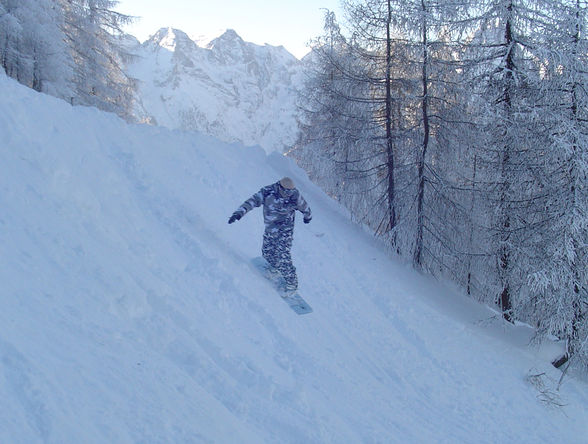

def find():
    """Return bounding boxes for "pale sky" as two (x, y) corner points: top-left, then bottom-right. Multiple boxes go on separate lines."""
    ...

(114, 0), (343, 59)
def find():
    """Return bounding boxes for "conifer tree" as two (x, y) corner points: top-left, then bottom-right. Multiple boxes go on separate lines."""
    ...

(296, 5), (401, 243)
(0, 0), (71, 96)
(1, 0), (136, 118)
(521, 0), (588, 368)
(61, 0), (136, 118)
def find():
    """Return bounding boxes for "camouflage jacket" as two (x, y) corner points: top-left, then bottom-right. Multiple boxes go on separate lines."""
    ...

(235, 182), (312, 230)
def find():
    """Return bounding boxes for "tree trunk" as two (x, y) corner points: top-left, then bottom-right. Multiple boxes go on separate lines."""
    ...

(498, 3), (514, 323)
(385, 0), (397, 244)
(413, 0), (430, 269)
(466, 154), (478, 295)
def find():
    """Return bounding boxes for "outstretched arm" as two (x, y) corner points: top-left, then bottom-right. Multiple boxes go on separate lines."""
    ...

(228, 189), (264, 224)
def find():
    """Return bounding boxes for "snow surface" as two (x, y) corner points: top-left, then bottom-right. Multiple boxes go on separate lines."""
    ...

(0, 72), (587, 443)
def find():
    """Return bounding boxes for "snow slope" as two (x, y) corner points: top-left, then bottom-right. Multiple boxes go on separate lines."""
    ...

(0, 73), (586, 443)
(124, 28), (303, 154)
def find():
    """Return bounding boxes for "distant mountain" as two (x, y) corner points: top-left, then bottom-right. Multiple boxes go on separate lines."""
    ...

(123, 28), (305, 153)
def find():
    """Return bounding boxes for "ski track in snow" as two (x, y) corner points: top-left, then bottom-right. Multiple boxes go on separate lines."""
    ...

(0, 72), (587, 443)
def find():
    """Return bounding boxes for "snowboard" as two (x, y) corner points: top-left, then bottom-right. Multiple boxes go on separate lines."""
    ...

(251, 256), (313, 315)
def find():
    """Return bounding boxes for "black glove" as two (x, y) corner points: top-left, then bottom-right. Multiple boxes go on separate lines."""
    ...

(228, 212), (242, 224)
(303, 216), (311, 224)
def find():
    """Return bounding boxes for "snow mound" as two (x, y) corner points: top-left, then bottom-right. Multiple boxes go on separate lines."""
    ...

(0, 72), (586, 443)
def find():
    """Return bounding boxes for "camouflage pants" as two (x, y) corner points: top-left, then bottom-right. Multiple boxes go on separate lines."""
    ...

(262, 226), (297, 289)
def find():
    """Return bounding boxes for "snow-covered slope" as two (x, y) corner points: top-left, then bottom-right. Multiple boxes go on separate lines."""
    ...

(125, 28), (303, 153)
(1, 73), (586, 443)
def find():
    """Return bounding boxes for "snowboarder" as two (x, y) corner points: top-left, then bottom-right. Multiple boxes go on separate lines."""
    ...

(228, 177), (312, 292)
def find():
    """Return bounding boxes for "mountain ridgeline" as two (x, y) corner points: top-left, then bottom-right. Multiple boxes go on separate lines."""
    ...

(124, 28), (306, 153)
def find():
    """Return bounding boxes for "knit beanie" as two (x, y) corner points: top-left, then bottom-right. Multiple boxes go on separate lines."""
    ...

(280, 177), (295, 189)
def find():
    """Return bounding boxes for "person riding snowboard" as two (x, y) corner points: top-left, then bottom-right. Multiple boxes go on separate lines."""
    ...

(228, 177), (312, 292)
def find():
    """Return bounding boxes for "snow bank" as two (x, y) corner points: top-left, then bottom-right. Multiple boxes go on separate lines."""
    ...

(0, 72), (586, 443)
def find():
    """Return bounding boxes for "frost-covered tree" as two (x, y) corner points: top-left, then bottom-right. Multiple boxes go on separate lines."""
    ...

(0, 0), (72, 97)
(1, 0), (136, 119)
(381, 0), (474, 270)
(458, 0), (587, 368)
(521, 0), (588, 369)
(296, 6), (402, 244)
(296, 11), (365, 204)
(299, 0), (477, 262)
(462, 0), (587, 341)
(61, 0), (136, 118)
(462, 0), (550, 321)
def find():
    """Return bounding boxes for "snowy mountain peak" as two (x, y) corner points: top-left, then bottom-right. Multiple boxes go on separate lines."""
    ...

(206, 28), (252, 64)
(209, 28), (243, 45)
(206, 29), (297, 65)
(146, 27), (196, 51)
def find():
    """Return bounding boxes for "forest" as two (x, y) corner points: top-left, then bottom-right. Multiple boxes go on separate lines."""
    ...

(294, 0), (587, 370)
